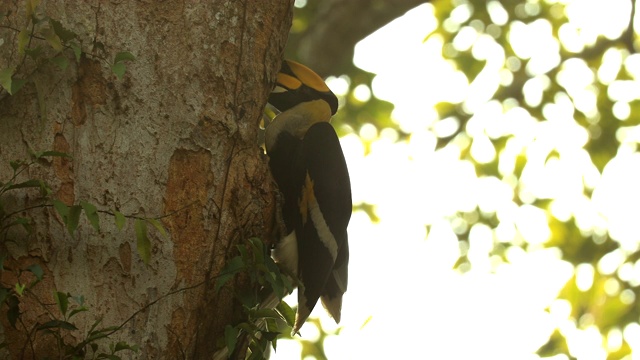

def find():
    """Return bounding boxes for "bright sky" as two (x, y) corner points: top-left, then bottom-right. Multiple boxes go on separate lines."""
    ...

(274, 1), (640, 359)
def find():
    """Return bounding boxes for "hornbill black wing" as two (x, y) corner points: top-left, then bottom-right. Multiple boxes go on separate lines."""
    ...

(295, 121), (351, 329)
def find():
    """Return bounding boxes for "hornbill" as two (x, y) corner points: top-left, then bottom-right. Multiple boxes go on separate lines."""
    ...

(265, 60), (352, 334)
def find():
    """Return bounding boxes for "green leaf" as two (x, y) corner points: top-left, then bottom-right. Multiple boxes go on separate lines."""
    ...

(249, 238), (266, 266)
(53, 199), (69, 217)
(9, 160), (23, 172)
(7, 295), (20, 328)
(0, 67), (14, 94)
(81, 201), (100, 232)
(54, 291), (69, 316)
(67, 205), (82, 235)
(237, 245), (248, 262)
(26, 264), (43, 281)
(70, 42), (82, 62)
(88, 317), (103, 335)
(263, 258), (287, 299)
(39, 181), (51, 197)
(360, 315), (373, 330)
(92, 325), (120, 335)
(25, 0), (40, 19)
(276, 301), (295, 327)
(214, 256), (245, 293)
(114, 210), (126, 230)
(42, 27), (63, 52)
(237, 322), (259, 336)
(252, 308), (284, 321)
(135, 219), (150, 265)
(10, 78), (27, 95)
(37, 319), (78, 331)
(238, 290), (259, 309)
(50, 55), (69, 70)
(224, 325), (239, 354)
(86, 332), (110, 345)
(68, 306), (88, 319)
(24, 46), (43, 59)
(15, 282), (25, 296)
(248, 341), (267, 360)
(38, 150), (72, 158)
(261, 331), (279, 341)
(18, 27), (30, 55)
(265, 317), (279, 333)
(0, 67), (26, 95)
(5, 179), (41, 190)
(113, 51), (135, 64)
(146, 218), (167, 238)
(113, 341), (137, 352)
(50, 19), (76, 42)
(111, 62), (126, 80)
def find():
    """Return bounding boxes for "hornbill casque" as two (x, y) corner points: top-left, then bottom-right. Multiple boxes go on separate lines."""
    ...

(265, 60), (352, 334)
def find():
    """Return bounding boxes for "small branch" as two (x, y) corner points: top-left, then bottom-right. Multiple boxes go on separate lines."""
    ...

(96, 199), (199, 221)
(103, 281), (206, 338)
(207, 138), (238, 278)
(2, 203), (51, 220)
(18, 316), (36, 360)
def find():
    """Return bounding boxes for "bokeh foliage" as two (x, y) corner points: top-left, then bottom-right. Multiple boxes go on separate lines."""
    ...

(289, 0), (639, 359)
(431, 1), (637, 357)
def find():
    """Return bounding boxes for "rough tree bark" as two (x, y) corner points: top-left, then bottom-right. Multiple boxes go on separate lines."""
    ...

(0, 0), (292, 358)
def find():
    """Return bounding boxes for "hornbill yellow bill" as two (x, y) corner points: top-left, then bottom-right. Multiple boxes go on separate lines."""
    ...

(265, 60), (351, 334)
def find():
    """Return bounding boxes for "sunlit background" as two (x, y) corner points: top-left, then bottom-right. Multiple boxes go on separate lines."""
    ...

(273, 0), (640, 359)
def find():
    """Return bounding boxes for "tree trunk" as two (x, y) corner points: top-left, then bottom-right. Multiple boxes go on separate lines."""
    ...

(0, 1), (292, 358)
